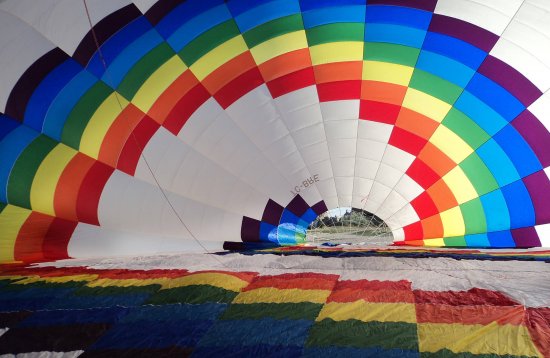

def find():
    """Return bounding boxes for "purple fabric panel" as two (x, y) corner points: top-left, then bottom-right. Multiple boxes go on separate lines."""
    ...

(312, 201), (329, 216)
(262, 199), (284, 226)
(511, 226), (541, 247)
(479, 56), (542, 107)
(145, 0), (184, 26)
(287, 195), (310, 217)
(241, 216), (261, 242)
(512, 110), (550, 168)
(429, 14), (498, 52)
(523, 171), (550, 225)
(368, 0), (437, 12)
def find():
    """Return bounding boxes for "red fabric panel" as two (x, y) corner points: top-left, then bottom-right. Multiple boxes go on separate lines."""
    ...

(403, 221), (424, 240)
(416, 304), (524, 325)
(117, 116), (160, 176)
(389, 127), (427, 156)
(411, 192), (439, 219)
(526, 307), (550, 358)
(414, 288), (519, 306)
(214, 67), (264, 108)
(76, 161), (114, 225)
(42, 217), (77, 261)
(14, 212), (54, 262)
(163, 84), (210, 135)
(359, 100), (401, 124)
(244, 273), (339, 291)
(317, 80), (362, 102)
(266, 67), (316, 98)
(407, 159), (440, 190)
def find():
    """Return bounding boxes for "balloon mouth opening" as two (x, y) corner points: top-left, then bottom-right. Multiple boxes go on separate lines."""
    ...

(304, 207), (393, 246)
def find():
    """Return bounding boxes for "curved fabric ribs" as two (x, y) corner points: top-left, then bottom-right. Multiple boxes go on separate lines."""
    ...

(0, 0), (549, 262)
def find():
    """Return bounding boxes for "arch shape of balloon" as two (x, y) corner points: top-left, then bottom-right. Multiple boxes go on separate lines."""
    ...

(0, 0), (549, 261)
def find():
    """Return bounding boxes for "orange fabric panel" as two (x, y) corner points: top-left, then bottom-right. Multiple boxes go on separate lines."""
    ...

(360, 80), (407, 105)
(421, 214), (444, 238)
(202, 51), (257, 94)
(418, 142), (456, 178)
(313, 61), (362, 83)
(427, 179), (458, 212)
(395, 107), (439, 139)
(258, 48), (312, 82)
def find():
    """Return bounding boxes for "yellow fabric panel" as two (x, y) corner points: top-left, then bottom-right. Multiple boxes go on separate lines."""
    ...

(440, 207), (466, 237)
(443, 166), (479, 204)
(362, 61), (413, 86)
(132, 55), (187, 113)
(30, 144), (77, 216)
(418, 323), (541, 357)
(402, 88), (451, 123)
(430, 125), (474, 164)
(233, 287), (330, 304)
(423, 238), (445, 247)
(160, 272), (249, 291)
(190, 36), (248, 81)
(251, 30), (308, 64)
(88, 278), (170, 288)
(80, 92), (129, 159)
(309, 42), (363, 65)
(317, 301), (416, 323)
(15, 274), (98, 285)
(0, 205), (31, 262)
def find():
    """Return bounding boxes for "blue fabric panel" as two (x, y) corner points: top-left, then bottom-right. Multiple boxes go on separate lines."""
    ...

(197, 318), (313, 346)
(277, 223), (304, 244)
(91, 320), (214, 349)
(232, 0), (300, 33)
(155, 0), (225, 38)
(423, 32), (487, 69)
(227, 0), (278, 16)
(464, 234), (491, 247)
(480, 190), (510, 232)
(195, 345), (305, 357)
(477, 139), (521, 187)
(487, 230), (516, 248)
(365, 24), (426, 48)
(87, 17), (152, 78)
(0, 286), (74, 300)
(0, 115), (19, 142)
(493, 124), (542, 178)
(455, 92), (507, 136)
(0, 126), (39, 202)
(166, 5), (232, 52)
(20, 307), (130, 327)
(303, 347), (420, 358)
(300, 0), (365, 12)
(46, 293), (150, 310)
(24, 60), (82, 132)
(103, 30), (164, 88)
(121, 303), (226, 323)
(301, 6), (366, 28)
(501, 180), (536, 228)
(0, 298), (56, 312)
(42, 71), (97, 141)
(366, 5), (432, 29)
(301, 208), (317, 224)
(281, 209), (301, 225)
(466, 73), (525, 121)
(260, 222), (277, 242)
(416, 51), (474, 87)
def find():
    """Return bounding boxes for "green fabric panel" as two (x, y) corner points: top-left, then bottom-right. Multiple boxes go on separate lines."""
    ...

(459, 154), (499, 196)
(443, 236), (467, 246)
(0, 202), (6, 213)
(117, 42), (175, 100)
(73, 285), (161, 296)
(146, 285), (238, 304)
(460, 199), (487, 234)
(306, 22), (364, 46)
(243, 14), (303, 48)
(221, 302), (323, 320)
(306, 319), (419, 350)
(364, 42), (419, 66)
(7, 136), (57, 209)
(179, 20), (241, 65)
(62, 81), (112, 149)
(409, 69), (462, 104)
(442, 108), (490, 149)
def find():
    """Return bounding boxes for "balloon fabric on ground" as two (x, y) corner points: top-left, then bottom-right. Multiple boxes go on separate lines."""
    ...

(0, 0), (549, 260)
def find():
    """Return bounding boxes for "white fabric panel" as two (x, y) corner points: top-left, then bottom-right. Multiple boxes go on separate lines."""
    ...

(274, 85), (319, 113)
(356, 139), (386, 161)
(376, 191), (408, 221)
(357, 120), (393, 143)
(335, 177), (353, 207)
(491, 1), (550, 91)
(325, 119), (358, 140)
(434, 0), (523, 35)
(394, 174), (424, 202)
(301, 142), (332, 165)
(545, 167), (550, 181)
(376, 164), (403, 189)
(293, 123), (326, 148)
(388, 203), (421, 230)
(327, 139), (357, 158)
(391, 228), (405, 241)
(178, 98), (223, 144)
(354, 158), (379, 180)
(0, 12), (54, 111)
(528, 91), (550, 129)
(332, 157), (355, 177)
(320, 100), (360, 120)
(536, 223), (550, 247)
(381, 145), (415, 172)
(136, 128), (268, 217)
(363, 181), (392, 211)
(132, 0), (157, 13)
(279, 103), (324, 132)
(0, 0), (131, 56)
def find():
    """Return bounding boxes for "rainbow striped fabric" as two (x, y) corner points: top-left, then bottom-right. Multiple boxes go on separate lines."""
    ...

(0, 264), (548, 357)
